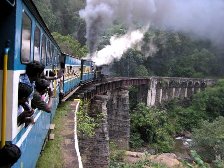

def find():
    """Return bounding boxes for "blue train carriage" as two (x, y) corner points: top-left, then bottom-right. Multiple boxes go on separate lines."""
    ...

(62, 53), (81, 96)
(80, 59), (95, 84)
(0, 0), (61, 167)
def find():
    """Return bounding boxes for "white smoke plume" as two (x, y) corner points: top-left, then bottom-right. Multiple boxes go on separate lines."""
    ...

(80, 0), (224, 64)
(91, 28), (147, 66)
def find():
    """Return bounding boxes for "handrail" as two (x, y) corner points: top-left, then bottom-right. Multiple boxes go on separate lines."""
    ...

(53, 69), (57, 97)
(6, 0), (15, 7)
(1, 41), (9, 148)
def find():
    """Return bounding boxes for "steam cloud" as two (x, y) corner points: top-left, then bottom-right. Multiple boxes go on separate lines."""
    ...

(92, 28), (147, 66)
(80, 0), (224, 65)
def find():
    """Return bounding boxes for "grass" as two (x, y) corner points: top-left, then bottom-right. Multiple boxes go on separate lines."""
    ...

(36, 102), (70, 168)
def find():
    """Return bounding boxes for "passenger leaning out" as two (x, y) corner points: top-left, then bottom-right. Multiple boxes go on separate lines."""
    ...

(17, 83), (35, 127)
(31, 79), (53, 113)
(19, 61), (45, 88)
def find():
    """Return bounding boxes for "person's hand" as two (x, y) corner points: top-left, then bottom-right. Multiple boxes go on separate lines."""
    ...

(57, 69), (64, 78)
(25, 117), (35, 127)
(48, 87), (53, 97)
(20, 110), (34, 118)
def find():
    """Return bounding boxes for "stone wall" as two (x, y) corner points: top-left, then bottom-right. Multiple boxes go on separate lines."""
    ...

(79, 95), (109, 168)
(107, 87), (130, 150)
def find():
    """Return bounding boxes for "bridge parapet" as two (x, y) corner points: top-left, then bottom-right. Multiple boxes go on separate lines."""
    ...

(76, 77), (215, 106)
(147, 77), (216, 106)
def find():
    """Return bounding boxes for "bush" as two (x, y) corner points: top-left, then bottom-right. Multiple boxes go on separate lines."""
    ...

(77, 101), (98, 137)
(130, 103), (175, 152)
(130, 132), (144, 149)
(191, 117), (224, 162)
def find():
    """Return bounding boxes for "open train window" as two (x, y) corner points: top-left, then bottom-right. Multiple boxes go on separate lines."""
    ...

(53, 47), (56, 66)
(53, 47), (59, 66)
(34, 26), (40, 62)
(41, 35), (46, 65)
(46, 40), (51, 65)
(51, 44), (54, 65)
(56, 49), (59, 66)
(21, 11), (31, 63)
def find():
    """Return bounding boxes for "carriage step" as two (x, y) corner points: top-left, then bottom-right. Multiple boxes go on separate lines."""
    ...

(49, 134), (55, 140)
(50, 124), (55, 130)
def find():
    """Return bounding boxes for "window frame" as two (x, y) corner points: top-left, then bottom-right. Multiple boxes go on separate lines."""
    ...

(33, 25), (41, 62)
(20, 10), (32, 64)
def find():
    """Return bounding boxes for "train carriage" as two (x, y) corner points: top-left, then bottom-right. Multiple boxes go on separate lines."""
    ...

(62, 53), (81, 96)
(80, 59), (95, 84)
(0, 0), (61, 167)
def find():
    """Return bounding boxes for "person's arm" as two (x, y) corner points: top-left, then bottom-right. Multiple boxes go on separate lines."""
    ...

(31, 91), (52, 113)
(44, 88), (53, 112)
(17, 109), (34, 126)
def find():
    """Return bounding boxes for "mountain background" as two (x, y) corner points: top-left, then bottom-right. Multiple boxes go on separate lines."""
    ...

(34, 0), (224, 78)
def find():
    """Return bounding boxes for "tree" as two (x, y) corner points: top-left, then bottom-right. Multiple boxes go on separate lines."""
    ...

(130, 103), (175, 152)
(192, 117), (224, 162)
(112, 49), (148, 77)
(34, 0), (61, 32)
(52, 32), (87, 58)
(135, 65), (149, 77)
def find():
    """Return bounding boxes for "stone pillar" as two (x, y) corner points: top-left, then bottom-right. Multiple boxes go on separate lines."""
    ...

(167, 87), (174, 101)
(147, 79), (156, 106)
(187, 81), (194, 98)
(107, 87), (130, 150)
(161, 85), (169, 103)
(79, 95), (109, 168)
(194, 82), (200, 93)
(155, 88), (162, 105)
(180, 82), (187, 98)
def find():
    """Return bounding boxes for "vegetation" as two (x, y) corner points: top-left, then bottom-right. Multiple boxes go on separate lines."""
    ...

(129, 80), (224, 166)
(36, 102), (70, 167)
(77, 100), (99, 137)
(52, 32), (87, 57)
(130, 103), (175, 152)
(110, 29), (224, 78)
(34, 0), (87, 55)
(192, 117), (224, 162)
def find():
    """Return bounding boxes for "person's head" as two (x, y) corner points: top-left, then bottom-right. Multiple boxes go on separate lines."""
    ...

(60, 62), (65, 69)
(0, 143), (21, 167)
(35, 79), (50, 95)
(26, 61), (45, 81)
(18, 82), (33, 105)
(49, 70), (55, 77)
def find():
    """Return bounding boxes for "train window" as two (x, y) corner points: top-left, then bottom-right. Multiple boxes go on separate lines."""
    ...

(51, 44), (54, 65)
(41, 35), (46, 65)
(46, 40), (50, 65)
(34, 26), (40, 62)
(53, 48), (56, 65)
(21, 12), (31, 63)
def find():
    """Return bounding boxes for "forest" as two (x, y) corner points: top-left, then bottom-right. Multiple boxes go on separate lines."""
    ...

(34, 0), (224, 167)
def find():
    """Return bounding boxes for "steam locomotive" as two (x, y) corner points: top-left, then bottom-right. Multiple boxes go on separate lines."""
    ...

(0, 0), (96, 167)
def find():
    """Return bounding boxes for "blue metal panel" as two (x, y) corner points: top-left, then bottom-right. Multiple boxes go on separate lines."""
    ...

(12, 96), (59, 168)
(65, 55), (81, 65)
(12, 111), (51, 168)
(63, 78), (80, 95)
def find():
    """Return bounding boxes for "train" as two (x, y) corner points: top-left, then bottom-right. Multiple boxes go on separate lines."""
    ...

(0, 0), (97, 167)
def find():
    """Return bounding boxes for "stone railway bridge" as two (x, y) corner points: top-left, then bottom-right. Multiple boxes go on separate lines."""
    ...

(74, 76), (216, 168)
